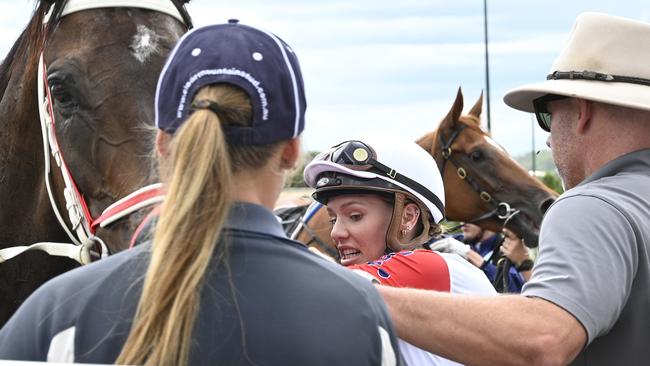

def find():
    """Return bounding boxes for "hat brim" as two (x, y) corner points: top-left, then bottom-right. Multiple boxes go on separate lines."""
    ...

(504, 79), (650, 113)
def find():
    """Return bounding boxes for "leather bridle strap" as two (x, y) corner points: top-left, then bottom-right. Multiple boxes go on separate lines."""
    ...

(438, 123), (467, 176)
(0, 1), (183, 265)
(40, 55), (166, 245)
(439, 124), (496, 205)
(290, 201), (340, 260)
(300, 221), (340, 259)
(43, 0), (193, 28)
(92, 184), (165, 229)
(437, 124), (518, 223)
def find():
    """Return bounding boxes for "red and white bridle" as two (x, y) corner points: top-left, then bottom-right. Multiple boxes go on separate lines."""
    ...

(0, 0), (186, 264)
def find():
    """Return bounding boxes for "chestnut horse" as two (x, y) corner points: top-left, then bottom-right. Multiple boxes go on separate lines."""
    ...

(286, 89), (558, 260)
(0, 0), (191, 325)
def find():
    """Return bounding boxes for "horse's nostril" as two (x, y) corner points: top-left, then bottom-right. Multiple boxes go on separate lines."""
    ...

(539, 198), (555, 215)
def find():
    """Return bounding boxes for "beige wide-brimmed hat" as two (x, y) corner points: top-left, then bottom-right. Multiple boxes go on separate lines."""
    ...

(504, 12), (650, 113)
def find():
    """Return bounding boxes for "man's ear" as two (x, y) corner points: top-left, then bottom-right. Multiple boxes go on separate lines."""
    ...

(280, 137), (301, 170)
(576, 98), (594, 134)
(401, 202), (421, 232)
(155, 131), (172, 158)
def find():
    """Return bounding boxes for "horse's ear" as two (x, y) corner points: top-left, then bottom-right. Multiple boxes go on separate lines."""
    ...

(415, 132), (436, 155)
(468, 91), (483, 119)
(438, 87), (464, 132)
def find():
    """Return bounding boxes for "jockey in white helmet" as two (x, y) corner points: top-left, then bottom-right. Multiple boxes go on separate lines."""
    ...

(304, 136), (496, 366)
(304, 135), (445, 253)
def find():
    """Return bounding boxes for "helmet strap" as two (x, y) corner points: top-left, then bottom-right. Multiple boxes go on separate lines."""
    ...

(385, 192), (434, 252)
(407, 207), (432, 247)
(385, 192), (405, 252)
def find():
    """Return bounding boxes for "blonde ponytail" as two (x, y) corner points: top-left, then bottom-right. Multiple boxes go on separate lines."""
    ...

(116, 84), (272, 365)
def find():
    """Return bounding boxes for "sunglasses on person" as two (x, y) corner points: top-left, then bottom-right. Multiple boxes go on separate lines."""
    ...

(532, 94), (569, 132)
(316, 140), (444, 216)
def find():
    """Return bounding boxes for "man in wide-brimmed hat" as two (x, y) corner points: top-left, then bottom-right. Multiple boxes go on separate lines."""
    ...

(376, 12), (650, 365)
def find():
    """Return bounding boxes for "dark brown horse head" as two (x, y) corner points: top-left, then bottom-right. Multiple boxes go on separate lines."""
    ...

(417, 88), (558, 247)
(43, 3), (188, 251)
(0, 0), (190, 325)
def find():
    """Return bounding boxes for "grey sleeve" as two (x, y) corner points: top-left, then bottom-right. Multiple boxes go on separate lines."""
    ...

(522, 194), (637, 344)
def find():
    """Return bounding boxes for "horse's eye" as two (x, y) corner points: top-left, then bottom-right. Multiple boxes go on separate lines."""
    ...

(49, 83), (73, 106)
(470, 150), (484, 161)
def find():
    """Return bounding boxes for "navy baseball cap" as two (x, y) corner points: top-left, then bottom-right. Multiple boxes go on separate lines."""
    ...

(154, 20), (306, 145)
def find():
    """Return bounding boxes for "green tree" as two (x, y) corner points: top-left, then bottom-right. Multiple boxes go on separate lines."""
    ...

(286, 150), (320, 188)
(540, 171), (564, 194)
(513, 150), (564, 193)
(514, 149), (556, 171)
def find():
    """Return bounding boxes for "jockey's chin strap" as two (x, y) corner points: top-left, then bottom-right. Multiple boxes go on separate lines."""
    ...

(0, 54), (164, 265)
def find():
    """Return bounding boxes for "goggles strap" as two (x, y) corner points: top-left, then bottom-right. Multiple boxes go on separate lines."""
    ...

(387, 192), (433, 251)
(385, 192), (406, 252)
(367, 158), (445, 219)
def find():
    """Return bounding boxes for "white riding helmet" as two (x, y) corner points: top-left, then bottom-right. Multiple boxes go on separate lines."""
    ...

(304, 136), (445, 250)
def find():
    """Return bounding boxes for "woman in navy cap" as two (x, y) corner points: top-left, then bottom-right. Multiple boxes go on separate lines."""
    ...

(0, 22), (403, 366)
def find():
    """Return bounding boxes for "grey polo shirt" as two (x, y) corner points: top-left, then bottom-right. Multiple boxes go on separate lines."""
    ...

(0, 202), (403, 365)
(523, 149), (650, 365)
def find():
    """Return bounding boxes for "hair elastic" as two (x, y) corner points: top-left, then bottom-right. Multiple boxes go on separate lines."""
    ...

(190, 100), (221, 116)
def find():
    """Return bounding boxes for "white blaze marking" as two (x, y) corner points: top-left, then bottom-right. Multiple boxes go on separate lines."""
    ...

(130, 25), (161, 63)
(483, 134), (520, 164)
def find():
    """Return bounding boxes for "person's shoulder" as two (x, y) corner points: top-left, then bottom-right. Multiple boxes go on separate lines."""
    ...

(47, 244), (146, 288)
(563, 164), (650, 202)
(351, 250), (465, 292)
(228, 230), (388, 311)
(307, 251), (379, 290)
(236, 231), (380, 294)
(21, 245), (147, 315)
(389, 249), (448, 266)
(0, 245), (147, 358)
(385, 250), (455, 291)
(545, 186), (634, 227)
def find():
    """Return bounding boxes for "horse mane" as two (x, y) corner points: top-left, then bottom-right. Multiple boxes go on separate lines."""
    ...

(459, 114), (491, 136)
(0, 1), (69, 100)
(460, 114), (480, 127)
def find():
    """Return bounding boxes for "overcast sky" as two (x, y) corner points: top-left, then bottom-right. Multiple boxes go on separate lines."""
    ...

(2, 0), (650, 157)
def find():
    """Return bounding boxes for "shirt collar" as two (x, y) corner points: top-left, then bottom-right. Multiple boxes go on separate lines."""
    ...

(580, 148), (650, 186)
(224, 202), (288, 239)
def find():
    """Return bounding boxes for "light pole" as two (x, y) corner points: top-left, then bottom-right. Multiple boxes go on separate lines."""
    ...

(483, 0), (492, 132)
(531, 115), (537, 172)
